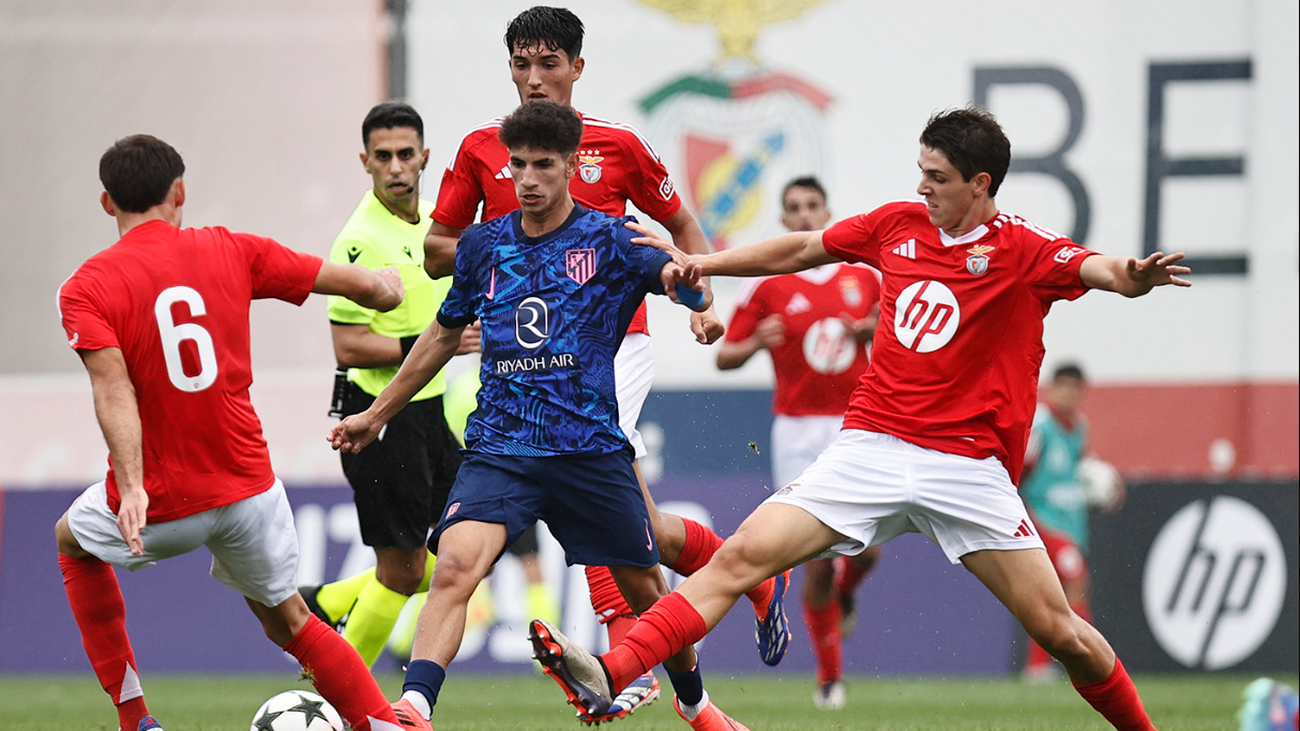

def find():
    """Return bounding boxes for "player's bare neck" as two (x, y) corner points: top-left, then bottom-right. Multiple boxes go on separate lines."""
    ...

(117, 208), (180, 237)
(943, 200), (998, 239)
(521, 197), (576, 238)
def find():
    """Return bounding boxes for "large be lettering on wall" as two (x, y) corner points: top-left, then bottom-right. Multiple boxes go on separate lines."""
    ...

(975, 59), (1254, 275)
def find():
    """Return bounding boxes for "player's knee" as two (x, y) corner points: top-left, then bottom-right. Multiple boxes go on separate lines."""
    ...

(426, 552), (485, 598)
(1028, 613), (1091, 661)
(709, 537), (774, 593)
(54, 514), (89, 558)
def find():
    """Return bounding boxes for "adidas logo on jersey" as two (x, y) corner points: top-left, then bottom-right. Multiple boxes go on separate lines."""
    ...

(891, 239), (917, 259)
(785, 292), (812, 315)
(494, 165), (511, 180)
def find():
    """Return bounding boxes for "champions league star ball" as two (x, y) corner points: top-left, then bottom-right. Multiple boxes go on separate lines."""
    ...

(250, 690), (345, 731)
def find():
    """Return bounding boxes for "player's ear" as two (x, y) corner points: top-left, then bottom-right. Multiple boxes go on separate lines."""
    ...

(172, 179), (186, 208)
(971, 171), (992, 198)
(100, 191), (116, 217)
(571, 55), (584, 82)
(421, 148), (429, 170)
(359, 150), (369, 170)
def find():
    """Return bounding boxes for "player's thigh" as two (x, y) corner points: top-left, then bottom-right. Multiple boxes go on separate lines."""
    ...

(961, 547), (1072, 633)
(64, 480), (211, 570)
(907, 446), (1044, 563)
(1040, 528), (1089, 589)
(613, 332), (655, 459)
(205, 479), (300, 608)
(771, 415), (842, 488)
(540, 449), (660, 569)
(764, 429), (913, 558)
(429, 452), (545, 559)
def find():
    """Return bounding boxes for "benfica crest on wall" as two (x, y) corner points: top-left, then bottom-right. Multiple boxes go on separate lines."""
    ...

(636, 0), (833, 250)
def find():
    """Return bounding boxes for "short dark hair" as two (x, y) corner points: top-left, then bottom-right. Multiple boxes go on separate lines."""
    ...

(920, 106), (1011, 197)
(782, 175), (828, 205)
(498, 100), (584, 156)
(98, 134), (185, 213)
(1053, 362), (1085, 382)
(362, 102), (423, 147)
(504, 6), (583, 61)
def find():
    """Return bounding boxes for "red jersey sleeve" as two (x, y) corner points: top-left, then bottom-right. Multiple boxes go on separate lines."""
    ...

(1023, 238), (1097, 303)
(432, 135), (490, 230)
(821, 204), (895, 268)
(237, 233), (322, 305)
(58, 271), (117, 352)
(618, 133), (682, 224)
(722, 278), (771, 343)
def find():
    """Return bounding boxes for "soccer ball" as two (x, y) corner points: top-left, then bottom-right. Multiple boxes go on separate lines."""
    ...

(1078, 456), (1120, 507)
(250, 690), (345, 731)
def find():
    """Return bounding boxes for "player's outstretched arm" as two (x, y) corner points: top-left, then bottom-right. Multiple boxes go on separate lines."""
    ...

(1080, 251), (1192, 297)
(314, 262), (404, 311)
(423, 221), (463, 280)
(327, 319), (465, 453)
(633, 222), (838, 278)
(659, 208), (726, 344)
(79, 347), (148, 556)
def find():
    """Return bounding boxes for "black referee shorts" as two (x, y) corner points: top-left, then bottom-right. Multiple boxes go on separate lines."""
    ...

(340, 387), (463, 550)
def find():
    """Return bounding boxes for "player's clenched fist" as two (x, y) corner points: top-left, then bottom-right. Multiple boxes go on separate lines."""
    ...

(328, 411), (386, 453)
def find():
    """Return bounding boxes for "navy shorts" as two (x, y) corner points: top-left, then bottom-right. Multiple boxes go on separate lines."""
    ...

(431, 448), (659, 569)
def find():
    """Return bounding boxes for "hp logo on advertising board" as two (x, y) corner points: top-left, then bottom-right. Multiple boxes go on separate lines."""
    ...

(1142, 496), (1287, 669)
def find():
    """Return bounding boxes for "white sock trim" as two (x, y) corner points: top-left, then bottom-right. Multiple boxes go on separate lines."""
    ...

(677, 688), (710, 721)
(402, 689), (433, 720)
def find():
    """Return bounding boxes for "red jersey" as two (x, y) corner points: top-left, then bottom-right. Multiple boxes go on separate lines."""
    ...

(821, 201), (1097, 483)
(725, 264), (880, 417)
(433, 111), (683, 334)
(57, 220), (322, 522)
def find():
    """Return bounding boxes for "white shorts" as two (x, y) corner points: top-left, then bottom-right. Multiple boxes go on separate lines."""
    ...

(66, 479), (301, 607)
(614, 332), (654, 459)
(771, 414), (844, 488)
(766, 430), (1044, 564)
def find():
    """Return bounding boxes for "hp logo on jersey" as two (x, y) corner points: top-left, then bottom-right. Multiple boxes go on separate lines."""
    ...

(515, 297), (550, 349)
(1142, 496), (1287, 670)
(894, 280), (960, 353)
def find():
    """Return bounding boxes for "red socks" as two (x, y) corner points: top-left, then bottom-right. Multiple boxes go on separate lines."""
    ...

(282, 615), (398, 730)
(803, 599), (843, 685)
(834, 554), (872, 597)
(1073, 657), (1158, 731)
(669, 518), (724, 576)
(585, 565), (637, 647)
(669, 518), (776, 614)
(601, 592), (708, 692)
(59, 554), (148, 730)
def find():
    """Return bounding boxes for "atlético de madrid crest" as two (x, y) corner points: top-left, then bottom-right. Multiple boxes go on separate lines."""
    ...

(567, 248), (596, 285)
(966, 245), (995, 276)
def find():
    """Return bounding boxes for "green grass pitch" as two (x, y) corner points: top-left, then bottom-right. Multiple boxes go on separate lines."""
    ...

(0, 672), (1288, 730)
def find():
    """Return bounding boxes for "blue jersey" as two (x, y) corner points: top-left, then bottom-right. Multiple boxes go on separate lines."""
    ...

(437, 206), (672, 456)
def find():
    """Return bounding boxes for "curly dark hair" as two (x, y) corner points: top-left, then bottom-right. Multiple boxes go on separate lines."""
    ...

(498, 100), (583, 156)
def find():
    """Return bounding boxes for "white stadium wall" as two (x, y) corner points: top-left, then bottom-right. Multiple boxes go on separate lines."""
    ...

(0, 0), (1296, 488)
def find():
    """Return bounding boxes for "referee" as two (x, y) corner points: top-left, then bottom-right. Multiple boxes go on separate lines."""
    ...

(303, 102), (468, 668)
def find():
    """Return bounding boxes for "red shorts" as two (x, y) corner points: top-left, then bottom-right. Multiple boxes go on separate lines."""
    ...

(1040, 528), (1088, 584)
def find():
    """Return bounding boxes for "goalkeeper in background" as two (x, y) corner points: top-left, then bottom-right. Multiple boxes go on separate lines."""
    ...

(1019, 362), (1126, 682)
